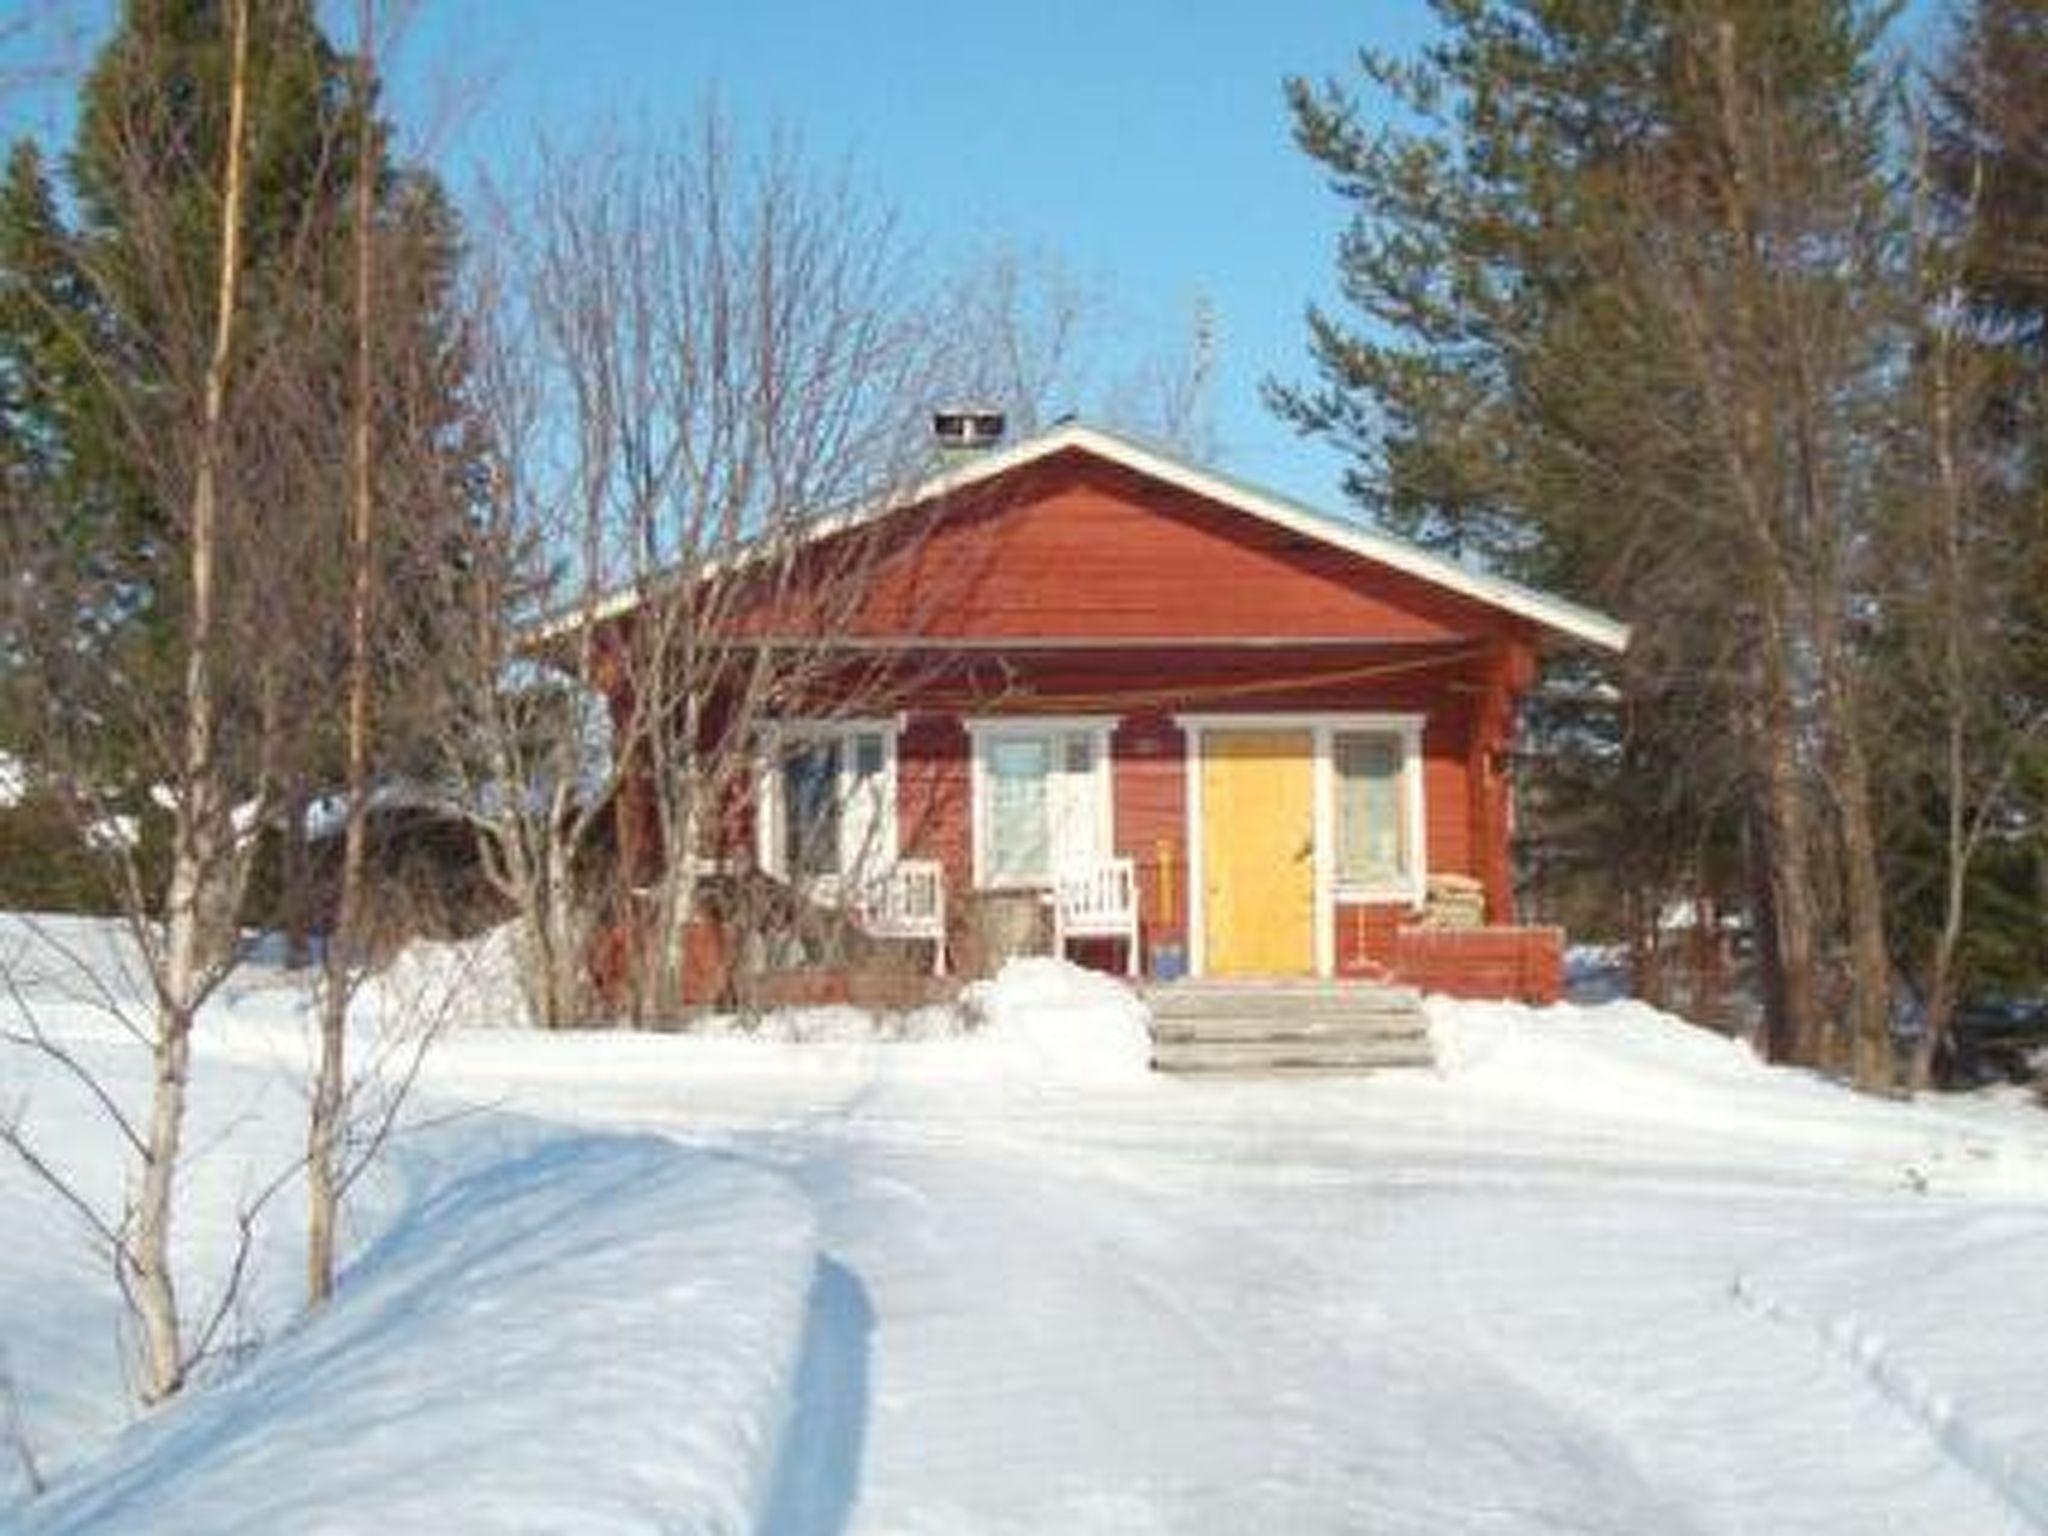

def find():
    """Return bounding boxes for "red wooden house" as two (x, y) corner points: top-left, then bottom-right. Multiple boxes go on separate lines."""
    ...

(587, 423), (1627, 1003)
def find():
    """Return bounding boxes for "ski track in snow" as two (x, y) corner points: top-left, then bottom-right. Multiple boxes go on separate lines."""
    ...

(1008, 1131), (1712, 1534)
(736, 1069), (2048, 1534)
(1729, 1271), (2048, 1532)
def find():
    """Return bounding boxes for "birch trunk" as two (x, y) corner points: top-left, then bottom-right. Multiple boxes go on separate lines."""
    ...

(307, 0), (380, 1307)
(136, 0), (252, 1403)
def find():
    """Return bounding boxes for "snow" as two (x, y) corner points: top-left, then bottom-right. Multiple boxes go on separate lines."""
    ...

(1428, 996), (2048, 1197)
(6, 917), (2048, 1533)
(80, 814), (136, 854)
(15, 1125), (818, 1535)
(0, 752), (24, 809)
(959, 955), (1154, 1083)
(362, 922), (532, 1032)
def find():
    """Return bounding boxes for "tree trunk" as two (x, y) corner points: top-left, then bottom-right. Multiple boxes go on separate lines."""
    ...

(1806, 535), (1891, 1087)
(1913, 932), (1961, 1093)
(1833, 726), (1895, 1091)
(132, 0), (253, 1403)
(1758, 630), (1823, 1064)
(281, 781), (314, 969)
(307, 0), (380, 1310)
(1626, 887), (1666, 1009)
(1909, 305), (1987, 1095)
(1746, 792), (1790, 1057)
(1688, 883), (1727, 1028)
(133, 992), (193, 1404)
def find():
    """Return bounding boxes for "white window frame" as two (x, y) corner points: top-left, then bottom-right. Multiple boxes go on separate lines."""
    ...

(1328, 720), (1428, 902)
(964, 716), (1116, 890)
(1178, 712), (1427, 979)
(755, 717), (899, 897)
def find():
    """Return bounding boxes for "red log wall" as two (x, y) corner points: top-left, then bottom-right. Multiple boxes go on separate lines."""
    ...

(743, 452), (1536, 648)
(1110, 713), (1187, 954)
(604, 445), (1565, 997)
(1393, 926), (1563, 1005)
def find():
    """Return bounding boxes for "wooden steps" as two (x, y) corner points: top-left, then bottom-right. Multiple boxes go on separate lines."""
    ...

(1142, 980), (1434, 1075)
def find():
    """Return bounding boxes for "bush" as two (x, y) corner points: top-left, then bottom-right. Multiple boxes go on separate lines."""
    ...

(0, 792), (168, 915)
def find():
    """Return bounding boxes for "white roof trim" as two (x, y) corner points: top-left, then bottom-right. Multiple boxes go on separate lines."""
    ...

(533, 422), (1630, 653)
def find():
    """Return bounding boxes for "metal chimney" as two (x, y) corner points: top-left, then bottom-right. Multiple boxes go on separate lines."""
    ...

(932, 407), (1006, 454)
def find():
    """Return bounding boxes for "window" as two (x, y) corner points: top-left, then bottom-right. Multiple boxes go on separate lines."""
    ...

(762, 722), (895, 888)
(781, 740), (841, 880)
(970, 721), (1110, 887)
(1332, 729), (1412, 891)
(986, 736), (1052, 882)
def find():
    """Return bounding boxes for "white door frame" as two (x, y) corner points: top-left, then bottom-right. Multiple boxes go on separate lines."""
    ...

(1177, 713), (1426, 979)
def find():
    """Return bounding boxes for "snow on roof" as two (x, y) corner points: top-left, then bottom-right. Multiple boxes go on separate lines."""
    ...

(531, 423), (1631, 653)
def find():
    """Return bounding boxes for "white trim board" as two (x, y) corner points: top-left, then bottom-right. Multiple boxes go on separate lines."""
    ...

(532, 423), (1631, 654)
(1179, 712), (1428, 980)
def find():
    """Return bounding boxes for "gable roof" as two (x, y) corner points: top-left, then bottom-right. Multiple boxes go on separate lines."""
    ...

(538, 422), (1630, 653)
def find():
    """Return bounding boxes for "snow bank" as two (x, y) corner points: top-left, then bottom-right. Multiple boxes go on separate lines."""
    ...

(1430, 995), (1765, 1088)
(362, 930), (1151, 1093)
(17, 1129), (819, 1535)
(689, 957), (1152, 1079)
(961, 957), (1153, 1085)
(698, 1001), (966, 1043)
(1427, 995), (2048, 1197)
(361, 922), (530, 1031)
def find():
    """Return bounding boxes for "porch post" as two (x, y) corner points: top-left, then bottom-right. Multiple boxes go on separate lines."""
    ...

(1469, 641), (1533, 925)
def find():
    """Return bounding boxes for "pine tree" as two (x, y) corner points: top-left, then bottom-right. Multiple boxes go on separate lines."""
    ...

(1933, 0), (2048, 358)
(1273, 1), (1907, 1073)
(1887, 0), (2048, 1035)
(0, 1), (476, 1391)
(0, 0), (473, 906)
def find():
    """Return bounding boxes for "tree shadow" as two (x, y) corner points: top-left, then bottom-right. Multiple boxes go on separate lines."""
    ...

(760, 1255), (874, 1536)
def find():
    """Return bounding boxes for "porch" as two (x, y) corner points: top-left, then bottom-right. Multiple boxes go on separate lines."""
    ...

(744, 702), (1562, 1000)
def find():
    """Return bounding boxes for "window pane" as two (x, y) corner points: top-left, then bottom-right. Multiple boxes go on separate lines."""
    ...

(1335, 732), (1406, 886)
(782, 741), (841, 880)
(853, 732), (885, 781)
(987, 736), (1051, 882)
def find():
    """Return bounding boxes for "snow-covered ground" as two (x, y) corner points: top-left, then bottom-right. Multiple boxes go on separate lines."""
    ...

(4, 914), (2048, 1533)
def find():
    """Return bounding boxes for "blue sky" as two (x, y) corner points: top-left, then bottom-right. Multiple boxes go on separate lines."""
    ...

(11, 1), (1954, 513)
(381, 0), (1445, 510)
(392, 0), (1951, 509)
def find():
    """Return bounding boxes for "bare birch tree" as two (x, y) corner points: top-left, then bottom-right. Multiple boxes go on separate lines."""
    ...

(0, 0), (452, 1392)
(441, 119), (965, 1025)
(304, 0), (383, 1310)
(0, 0), (265, 1404)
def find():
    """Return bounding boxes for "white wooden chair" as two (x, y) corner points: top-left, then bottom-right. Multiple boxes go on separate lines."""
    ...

(853, 859), (948, 975)
(1049, 857), (1140, 976)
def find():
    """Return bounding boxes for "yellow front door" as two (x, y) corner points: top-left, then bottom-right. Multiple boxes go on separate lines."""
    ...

(1201, 729), (1315, 975)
